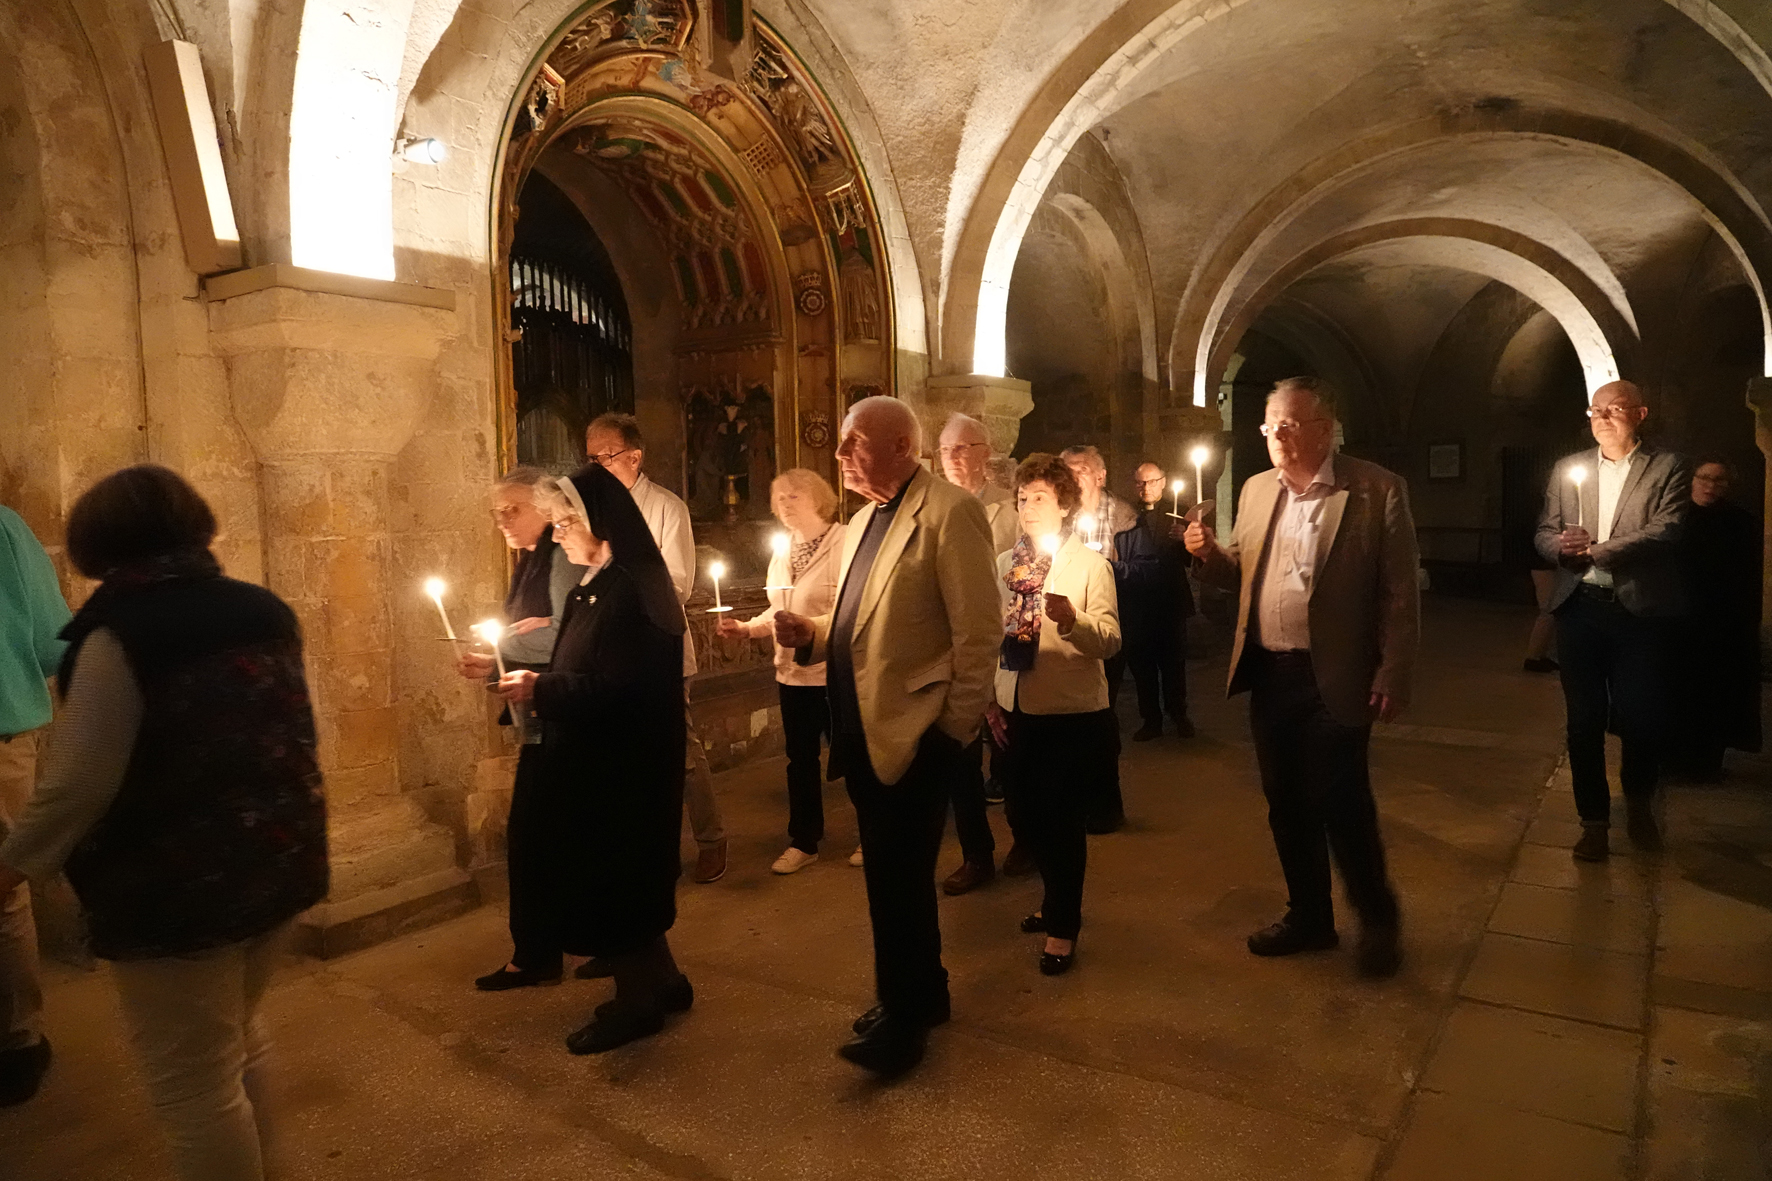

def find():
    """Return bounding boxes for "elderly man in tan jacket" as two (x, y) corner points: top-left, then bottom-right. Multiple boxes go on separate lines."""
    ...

(1185, 376), (1419, 979)
(774, 396), (1000, 1075)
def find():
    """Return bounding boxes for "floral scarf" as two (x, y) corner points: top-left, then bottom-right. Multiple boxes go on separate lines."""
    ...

(790, 524), (829, 582)
(999, 534), (1053, 672)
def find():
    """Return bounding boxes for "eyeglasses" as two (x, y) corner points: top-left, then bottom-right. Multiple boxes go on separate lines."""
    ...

(1259, 418), (1328, 438)
(1584, 405), (1641, 421)
(550, 516), (583, 532)
(588, 447), (632, 466)
(938, 443), (985, 459)
(1137, 476), (1166, 486)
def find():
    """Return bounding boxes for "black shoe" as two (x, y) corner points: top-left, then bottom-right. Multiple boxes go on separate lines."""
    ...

(565, 1001), (667, 1054)
(1626, 807), (1662, 851)
(837, 1016), (928, 1076)
(1001, 843), (1038, 877)
(1572, 824), (1610, 862)
(1356, 925), (1401, 979)
(594, 974), (693, 1021)
(1522, 657), (1560, 674)
(851, 1000), (951, 1037)
(0, 1037), (51, 1107)
(475, 964), (563, 991)
(1039, 949), (1075, 976)
(983, 778), (1005, 805)
(1084, 812), (1125, 835)
(1172, 715), (1196, 739)
(574, 957), (614, 980)
(1132, 724), (1163, 742)
(1019, 912), (1048, 934)
(1246, 919), (1338, 957)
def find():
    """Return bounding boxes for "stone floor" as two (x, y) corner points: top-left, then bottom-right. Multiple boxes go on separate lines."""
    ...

(3, 597), (1769, 1180)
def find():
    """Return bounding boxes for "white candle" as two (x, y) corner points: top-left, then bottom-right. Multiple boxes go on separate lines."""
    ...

(473, 619), (524, 741)
(1078, 513), (1100, 551)
(707, 560), (732, 613)
(1038, 533), (1061, 556)
(1190, 445), (1212, 509)
(1568, 465), (1587, 529)
(766, 533), (794, 591)
(424, 577), (463, 656)
(1170, 478), (1185, 518)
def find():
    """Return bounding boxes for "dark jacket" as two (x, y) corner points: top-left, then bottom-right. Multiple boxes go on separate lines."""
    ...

(58, 557), (327, 960)
(1534, 446), (1690, 617)
(1114, 507), (1197, 635)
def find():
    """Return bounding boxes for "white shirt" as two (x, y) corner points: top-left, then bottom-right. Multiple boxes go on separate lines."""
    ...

(1582, 444), (1639, 589)
(1256, 454), (1337, 652)
(629, 473), (698, 676)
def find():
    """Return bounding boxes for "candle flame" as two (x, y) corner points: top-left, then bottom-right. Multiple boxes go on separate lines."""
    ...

(1189, 445), (1211, 467)
(473, 619), (502, 646)
(1038, 533), (1061, 555)
(771, 533), (790, 557)
(1078, 513), (1096, 533)
(1171, 479), (1185, 495)
(423, 577), (446, 601)
(710, 561), (726, 580)
(1569, 465), (1587, 486)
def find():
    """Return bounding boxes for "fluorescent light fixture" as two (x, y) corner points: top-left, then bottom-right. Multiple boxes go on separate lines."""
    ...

(400, 136), (447, 165)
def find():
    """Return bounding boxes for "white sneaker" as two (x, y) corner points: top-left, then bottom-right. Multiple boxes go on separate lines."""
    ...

(771, 847), (817, 875)
(849, 846), (865, 867)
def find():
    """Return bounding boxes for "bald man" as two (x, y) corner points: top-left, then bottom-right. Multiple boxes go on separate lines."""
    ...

(1124, 461), (1195, 740)
(1535, 380), (1690, 861)
(774, 396), (999, 1075)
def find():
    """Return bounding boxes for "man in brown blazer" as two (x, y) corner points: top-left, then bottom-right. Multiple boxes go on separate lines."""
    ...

(774, 396), (1001, 1075)
(1185, 376), (1419, 978)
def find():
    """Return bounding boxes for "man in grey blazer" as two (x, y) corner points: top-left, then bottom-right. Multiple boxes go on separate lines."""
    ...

(1534, 380), (1689, 861)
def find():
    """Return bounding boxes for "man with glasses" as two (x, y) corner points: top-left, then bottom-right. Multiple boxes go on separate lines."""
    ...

(584, 413), (728, 885)
(1185, 376), (1418, 978)
(1124, 462), (1196, 741)
(933, 413), (1016, 894)
(1534, 381), (1690, 860)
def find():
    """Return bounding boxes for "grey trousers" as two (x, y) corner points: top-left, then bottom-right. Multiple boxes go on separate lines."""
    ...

(0, 730), (44, 1054)
(684, 686), (724, 848)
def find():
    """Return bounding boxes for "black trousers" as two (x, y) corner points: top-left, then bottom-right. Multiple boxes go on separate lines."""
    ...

(949, 739), (997, 863)
(1248, 650), (1398, 932)
(1004, 708), (1115, 940)
(1555, 589), (1667, 822)
(779, 683), (829, 853)
(1094, 654), (1128, 823)
(507, 745), (563, 974)
(1126, 620), (1189, 726)
(842, 727), (958, 1023)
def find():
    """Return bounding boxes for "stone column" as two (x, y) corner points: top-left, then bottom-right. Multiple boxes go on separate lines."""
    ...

(907, 374), (1034, 459)
(208, 270), (471, 956)
(1749, 376), (1772, 661)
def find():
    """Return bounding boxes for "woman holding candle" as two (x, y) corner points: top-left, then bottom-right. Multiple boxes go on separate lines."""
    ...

(987, 453), (1121, 976)
(490, 463), (692, 1054)
(717, 469), (848, 874)
(0, 465), (326, 1179)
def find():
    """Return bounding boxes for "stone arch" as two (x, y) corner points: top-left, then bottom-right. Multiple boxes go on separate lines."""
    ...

(945, 0), (1772, 382)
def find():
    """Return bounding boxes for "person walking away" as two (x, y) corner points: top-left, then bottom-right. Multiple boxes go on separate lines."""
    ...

(771, 396), (999, 1076)
(0, 504), (68, 1106)
(717, 469), (847, 873)
(0, 465), (327, 1179)
(1533, 380), (1690, 860)
(585, 413), (727, 884)
(1185, 377), (1419, 978)
(987, 454), (1121, 976)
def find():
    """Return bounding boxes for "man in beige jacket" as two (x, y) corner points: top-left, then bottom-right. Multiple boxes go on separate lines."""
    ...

(1185, 377), (1419, 979)
(774, 397), (1000, 1075)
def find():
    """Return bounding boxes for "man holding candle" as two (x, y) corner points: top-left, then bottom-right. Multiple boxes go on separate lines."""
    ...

(1534, 380), (1690, 861)
(1185, 376), (1418, 979)
(1125, 462), (1195, 741)
(585, 413), (727, 885)
(771, 396), (1000, 1076)
(934, 413), (1018, 894)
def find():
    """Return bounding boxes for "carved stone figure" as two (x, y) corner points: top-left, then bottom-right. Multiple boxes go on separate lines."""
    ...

(839, 246), (880, 341)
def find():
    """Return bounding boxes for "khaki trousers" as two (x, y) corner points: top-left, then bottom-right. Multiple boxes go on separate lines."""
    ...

(0, 730), (44, 1053)
(109, 922), (295, 1181)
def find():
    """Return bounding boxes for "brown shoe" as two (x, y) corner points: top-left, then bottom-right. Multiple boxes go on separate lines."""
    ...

(693, 840), (728, 883)
(1001, 843), (1038, 877)
(942, 859), (995, 895)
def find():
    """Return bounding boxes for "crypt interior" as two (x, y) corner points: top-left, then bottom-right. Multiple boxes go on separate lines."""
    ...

(3, 0), (1772, 1177)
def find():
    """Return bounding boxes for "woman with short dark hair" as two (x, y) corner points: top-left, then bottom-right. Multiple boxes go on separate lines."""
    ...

(987, 453), (1121, 976)
(0, 464), (327, 1180)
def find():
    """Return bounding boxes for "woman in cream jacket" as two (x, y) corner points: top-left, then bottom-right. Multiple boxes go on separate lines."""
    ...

(719, 469), (849, 874)
(987, 453), (1121, 975)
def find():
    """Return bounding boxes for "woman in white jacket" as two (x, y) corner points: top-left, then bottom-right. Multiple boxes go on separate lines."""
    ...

(987, 453), (1121, 975)
(719, 469), (848, 874)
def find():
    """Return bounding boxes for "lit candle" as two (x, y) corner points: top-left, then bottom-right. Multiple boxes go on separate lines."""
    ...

(707, 560), (732, 613)
(1169, 478), (1185, 519)
(473, 619), (524, 741)
(1190, 445), (1212, 509)
(1038, 533), (1061, 556)
(765, 532), (794, 591)
(1078, 513), (1100, 551)
(424, 577), (463, 656)
(1568, 465), (1587, 529)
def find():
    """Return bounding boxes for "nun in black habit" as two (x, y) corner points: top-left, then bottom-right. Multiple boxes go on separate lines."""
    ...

(491, 462), (692, 1054)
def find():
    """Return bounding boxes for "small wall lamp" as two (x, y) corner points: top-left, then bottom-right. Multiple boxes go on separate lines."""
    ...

(398, 136), (448, 165)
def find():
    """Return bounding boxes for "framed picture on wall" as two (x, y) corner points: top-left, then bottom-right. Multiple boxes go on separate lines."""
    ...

(1427, 442), (1463, 480)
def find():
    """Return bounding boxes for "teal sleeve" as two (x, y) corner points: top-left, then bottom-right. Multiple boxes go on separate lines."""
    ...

(2, 509), (70, 678)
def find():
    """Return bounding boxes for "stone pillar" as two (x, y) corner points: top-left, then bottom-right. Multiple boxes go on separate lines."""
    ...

(208, 270), (472, 956)
(1748, 376), (1772, 662)
(908, 374), (1034, 459)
